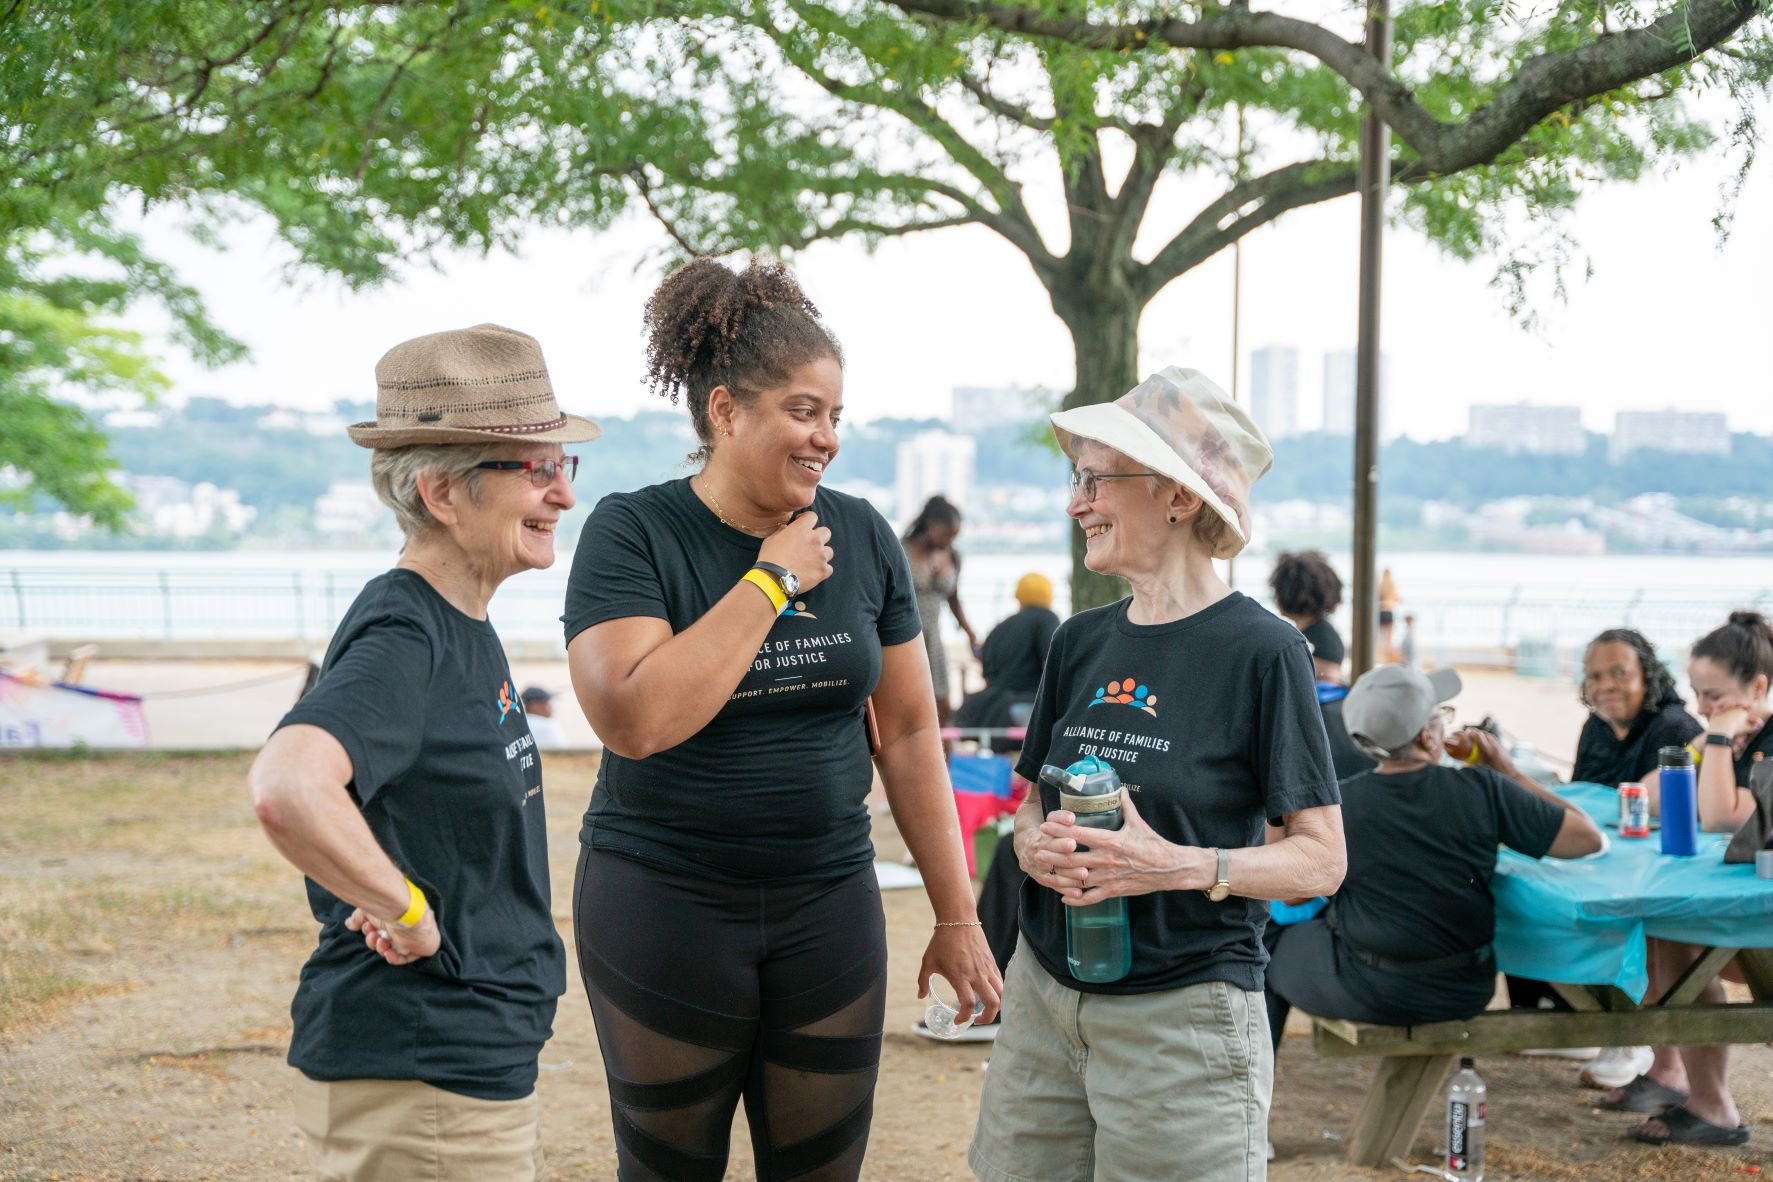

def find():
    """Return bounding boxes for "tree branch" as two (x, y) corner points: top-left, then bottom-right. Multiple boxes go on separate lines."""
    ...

(629, 166), (710, 255)
(885, 0), (1763, 175)
(765, 2), (1055, 266)
(1137, 158), (1361, 300)
(957, 73), (1053, 131)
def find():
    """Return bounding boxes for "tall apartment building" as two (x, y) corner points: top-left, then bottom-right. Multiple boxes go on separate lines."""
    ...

(1248, 346), (1299, 441)
(1322, 349), (1391, 437)
(895, 430), (976, 521)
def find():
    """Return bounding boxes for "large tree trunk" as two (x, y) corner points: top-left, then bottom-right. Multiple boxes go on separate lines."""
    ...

(1052, 286), (1144, 612)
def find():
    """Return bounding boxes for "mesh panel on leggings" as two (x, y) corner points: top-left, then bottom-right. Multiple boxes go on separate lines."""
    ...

(576, 850), (888, 1182)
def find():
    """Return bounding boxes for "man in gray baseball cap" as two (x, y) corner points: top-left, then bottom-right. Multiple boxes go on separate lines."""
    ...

(1342, 665), (1464, 759)
(1263, 663), (1601, 1055)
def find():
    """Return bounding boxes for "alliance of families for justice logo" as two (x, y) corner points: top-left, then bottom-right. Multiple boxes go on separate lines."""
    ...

(1088, 677), (1158, 717)
(782, 601), (817, 618)
(497, 680), (519, 724)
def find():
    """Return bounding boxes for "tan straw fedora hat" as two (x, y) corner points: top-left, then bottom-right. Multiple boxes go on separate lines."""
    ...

(1049, 366), (1273, 559)
(347, 323), (602, 449)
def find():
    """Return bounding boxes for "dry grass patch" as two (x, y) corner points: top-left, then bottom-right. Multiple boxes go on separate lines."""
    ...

(0, 752), (291, 1035)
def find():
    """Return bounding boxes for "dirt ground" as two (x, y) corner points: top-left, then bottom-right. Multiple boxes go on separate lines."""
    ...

(3, 751), (1770, 1181)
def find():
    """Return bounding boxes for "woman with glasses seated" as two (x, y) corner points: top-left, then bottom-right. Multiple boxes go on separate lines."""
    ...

(969, 368), (1346, 1182)
(248, 324), (596, 1180)
(564, 258), (999, 1181)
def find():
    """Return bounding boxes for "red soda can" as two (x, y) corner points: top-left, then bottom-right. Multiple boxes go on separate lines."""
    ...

(1619, 782), (1650, 838)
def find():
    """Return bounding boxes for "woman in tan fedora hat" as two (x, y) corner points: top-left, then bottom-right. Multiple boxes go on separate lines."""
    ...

(248, 324), (597, 1181)
(564, 258), (999, 1181)
(969, 367), (1346, 1182)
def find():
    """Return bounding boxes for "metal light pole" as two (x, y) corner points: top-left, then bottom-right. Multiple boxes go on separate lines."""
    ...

(1351, 0), (1391, 678)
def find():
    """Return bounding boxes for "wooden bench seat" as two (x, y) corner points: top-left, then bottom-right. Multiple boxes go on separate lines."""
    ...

(1306, 999), (1773, 1166)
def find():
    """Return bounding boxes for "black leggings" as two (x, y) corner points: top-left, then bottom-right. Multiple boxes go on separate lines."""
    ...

(573, 846), (887, 1181)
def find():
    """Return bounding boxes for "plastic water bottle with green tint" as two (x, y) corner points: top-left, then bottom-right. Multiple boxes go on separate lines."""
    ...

(1039, 755), (1131, 983)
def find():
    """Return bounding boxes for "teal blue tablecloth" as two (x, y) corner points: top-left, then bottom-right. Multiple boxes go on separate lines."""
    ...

(1491, 782), (1773, 1001)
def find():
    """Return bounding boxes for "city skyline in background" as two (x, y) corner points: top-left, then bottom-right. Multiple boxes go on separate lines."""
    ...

(111, 97), (1773, 443)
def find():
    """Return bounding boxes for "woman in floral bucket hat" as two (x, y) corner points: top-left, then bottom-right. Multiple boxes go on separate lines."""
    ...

(970, 367), (1348, 1182)
(250, 324), (597, 1180)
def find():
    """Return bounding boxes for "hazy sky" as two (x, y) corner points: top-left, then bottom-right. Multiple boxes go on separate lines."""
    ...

(132, 100), (1773, 442)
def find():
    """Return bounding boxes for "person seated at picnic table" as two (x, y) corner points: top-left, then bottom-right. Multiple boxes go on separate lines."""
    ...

(1507, 626), (1704, 1087)
(953, 572), (1061, 745)
(1601, 611), (1773, 1148)
(1574, 627), (1703, 789)
(1265, 664), (1602, 1051)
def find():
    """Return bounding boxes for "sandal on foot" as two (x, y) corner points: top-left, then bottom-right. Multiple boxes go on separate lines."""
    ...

(1598, 1074), (1689, 1112)
(1630, 1105), (1750, 1147)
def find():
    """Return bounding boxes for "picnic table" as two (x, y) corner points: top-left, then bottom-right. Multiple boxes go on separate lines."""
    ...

(1313, 781), (1773, 1166)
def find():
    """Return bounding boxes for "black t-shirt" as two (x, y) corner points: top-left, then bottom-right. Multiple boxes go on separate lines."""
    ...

(1572, 699), (1702, 786)
(980, 605), (1060, 696)
(278, 570), (565, 1101)
(1733, 724), (1773, 786)
(1330, 764), (1565, 1005)
(1302, 617), (1345, 665)
(1014, 592), (1341, 995)
(563, 479), (921, 882)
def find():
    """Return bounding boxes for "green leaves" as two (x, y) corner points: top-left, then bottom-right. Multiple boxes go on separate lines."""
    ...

(2, 0), (1768, 537)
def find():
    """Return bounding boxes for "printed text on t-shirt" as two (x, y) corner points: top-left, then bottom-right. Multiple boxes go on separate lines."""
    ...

(1061, 723), (1172, 765)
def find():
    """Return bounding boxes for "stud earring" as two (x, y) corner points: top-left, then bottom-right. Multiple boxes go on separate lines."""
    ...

(1168, 515), (1178, 524)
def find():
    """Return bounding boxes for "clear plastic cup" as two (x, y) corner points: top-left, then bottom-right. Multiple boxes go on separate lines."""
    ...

(923, 975), (986, 1040)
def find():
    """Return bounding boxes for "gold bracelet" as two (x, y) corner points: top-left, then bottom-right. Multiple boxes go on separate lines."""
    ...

(934, 920), (983, 928)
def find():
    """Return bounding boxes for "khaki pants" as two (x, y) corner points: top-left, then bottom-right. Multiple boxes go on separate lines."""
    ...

(970, 949), (1272, 1182)
(292, 1074), (546, 1181)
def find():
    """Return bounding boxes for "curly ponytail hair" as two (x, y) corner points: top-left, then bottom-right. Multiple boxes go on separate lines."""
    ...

(642, 258), (843, 462)
(1691, 611), (1773, 689)
(1269, 550), (1343, 619)
(1579, 627), (1682, 713)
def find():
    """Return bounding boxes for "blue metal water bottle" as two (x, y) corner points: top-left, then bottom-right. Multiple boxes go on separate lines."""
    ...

(1659, 744), (1699, 857)
(1039, 756), (1132, 984)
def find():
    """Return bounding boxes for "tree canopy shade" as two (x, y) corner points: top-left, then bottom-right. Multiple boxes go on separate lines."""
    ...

(5, 2), (1770, 574)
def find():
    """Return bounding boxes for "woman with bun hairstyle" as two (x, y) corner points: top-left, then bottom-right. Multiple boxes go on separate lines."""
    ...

(1685, 610), (1773, 832)
(564, 258), (999, 1180)
(1602, 611), (1773, 1148)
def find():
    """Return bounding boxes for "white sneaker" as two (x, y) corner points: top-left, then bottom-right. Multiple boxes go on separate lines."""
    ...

(1580, 1045), (1654, 1089)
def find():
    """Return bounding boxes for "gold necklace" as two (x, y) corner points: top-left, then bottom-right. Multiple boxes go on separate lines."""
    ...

(703, 480), (786, 537)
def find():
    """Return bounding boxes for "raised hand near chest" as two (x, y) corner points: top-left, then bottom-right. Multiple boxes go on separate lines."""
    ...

(759, 512), (835, 595)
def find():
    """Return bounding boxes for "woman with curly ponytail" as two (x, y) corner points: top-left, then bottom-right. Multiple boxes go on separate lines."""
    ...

(561, 258), (999, 1180)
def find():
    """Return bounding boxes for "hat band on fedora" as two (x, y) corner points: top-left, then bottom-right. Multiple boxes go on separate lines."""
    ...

(479, 416), (569, 435)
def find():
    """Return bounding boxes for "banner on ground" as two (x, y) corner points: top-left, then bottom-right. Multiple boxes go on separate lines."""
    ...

(0, 671), (149, 748)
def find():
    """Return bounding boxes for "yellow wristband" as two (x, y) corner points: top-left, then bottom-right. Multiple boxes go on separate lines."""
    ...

(394, 878), (427, 929)
(741, 568), (789, 615)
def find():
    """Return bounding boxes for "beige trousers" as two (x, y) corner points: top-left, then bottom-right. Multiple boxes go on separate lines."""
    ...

(291, 1074), (546, 1181)
(970, 948), (1272, 1182)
